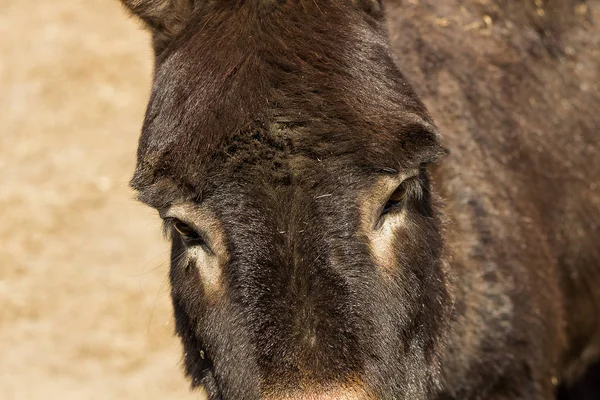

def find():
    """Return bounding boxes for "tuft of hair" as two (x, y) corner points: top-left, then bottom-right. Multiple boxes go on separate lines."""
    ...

(119, 0), (195, 46)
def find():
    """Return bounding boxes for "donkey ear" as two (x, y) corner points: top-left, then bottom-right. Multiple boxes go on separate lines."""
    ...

(120, 0), (195, 46)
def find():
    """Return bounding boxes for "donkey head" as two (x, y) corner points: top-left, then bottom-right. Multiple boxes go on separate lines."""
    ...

(123, 1), (450, 398)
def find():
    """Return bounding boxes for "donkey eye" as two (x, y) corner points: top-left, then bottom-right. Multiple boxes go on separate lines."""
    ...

(173, 220), (202, 242)
(381, 177), (421, 216)
(382, 184), (408, 215)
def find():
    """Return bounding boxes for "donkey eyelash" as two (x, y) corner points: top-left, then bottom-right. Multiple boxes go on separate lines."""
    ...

(402, 176), (425, 201)
(162, 218), (201, 241)
(162, 219), (174, 240)
(162, 218), (185, 240)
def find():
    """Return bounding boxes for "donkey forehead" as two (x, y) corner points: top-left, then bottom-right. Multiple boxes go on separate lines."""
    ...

(130, 1), (442, 203)
(132, 129), (441, 215)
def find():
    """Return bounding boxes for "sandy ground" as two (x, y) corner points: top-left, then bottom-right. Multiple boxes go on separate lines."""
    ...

(0, 1), (205, 398)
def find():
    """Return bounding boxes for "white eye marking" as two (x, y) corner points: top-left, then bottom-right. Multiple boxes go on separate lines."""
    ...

(166, 203), (229, 295)
(360, 172), (417, 273)
(371, 208), (408, 272)
(186, 245), (221, 290)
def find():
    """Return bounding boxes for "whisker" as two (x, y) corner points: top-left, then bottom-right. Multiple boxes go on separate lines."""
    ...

(147, 248), (187, 331)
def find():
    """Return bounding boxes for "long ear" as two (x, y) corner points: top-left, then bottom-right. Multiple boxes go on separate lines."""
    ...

(120, 0), (195, 47)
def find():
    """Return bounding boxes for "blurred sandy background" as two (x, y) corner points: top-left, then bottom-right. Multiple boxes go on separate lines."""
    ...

(0, 1), (203, 398)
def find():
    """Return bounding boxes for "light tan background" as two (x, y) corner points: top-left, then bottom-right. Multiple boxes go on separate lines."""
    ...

(1, 1), (204, 398)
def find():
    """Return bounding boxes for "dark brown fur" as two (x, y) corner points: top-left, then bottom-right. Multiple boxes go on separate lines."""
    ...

(118, 0), (600, 398)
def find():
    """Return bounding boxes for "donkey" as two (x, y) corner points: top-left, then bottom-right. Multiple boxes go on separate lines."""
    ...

(118, 0), (600, 399)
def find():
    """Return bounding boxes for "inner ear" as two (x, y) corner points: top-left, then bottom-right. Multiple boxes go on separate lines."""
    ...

(120, 0), (196, 48)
